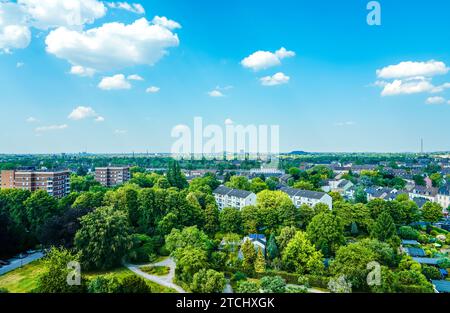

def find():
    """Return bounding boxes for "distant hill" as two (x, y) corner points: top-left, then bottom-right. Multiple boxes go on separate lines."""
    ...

(288, 151), (309, 155)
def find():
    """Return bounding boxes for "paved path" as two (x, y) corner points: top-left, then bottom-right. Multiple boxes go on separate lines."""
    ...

(0, 252), (44, 276)
(125, 257), (186, 293)
(223, 279), (233, 293)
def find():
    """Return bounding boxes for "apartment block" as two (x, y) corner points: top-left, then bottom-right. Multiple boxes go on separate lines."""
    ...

(213, 185), (257, 210)
(0, 170), (70, 198)
(95, 167), (131, 187)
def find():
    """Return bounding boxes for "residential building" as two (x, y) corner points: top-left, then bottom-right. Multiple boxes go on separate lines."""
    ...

(0, 169), (70, 198)
(280, 186), (332, 209)
(95, 166), (131, 187)
(322, 179), (353, 194)
(213, 185), (257, 210)
(436, 186), (450, 210)
(409, 186), (438, 202)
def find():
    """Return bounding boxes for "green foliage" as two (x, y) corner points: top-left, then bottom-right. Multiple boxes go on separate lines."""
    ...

(87, 275), (121, 293)
(254, 248), (266, 273)
(225, 176), (251, 191)
(241, 239), (257, 275)
(140, 266), (170, 276)
(421, 202), (443, 223)
(165, 226), (212, 260)
(24, 190), (58, 235)
(236, 280), (259, 293)
(266, 233), (279, 260)
(421, 265), (442, 280)
(398, 226), (420, 240)
(219, 207), (242, 234)
(371, 211), (397, 242)
(281, 231), (324, 275)
(331, 242), (376, 290)
(70, 174), (101, 192)
(260, 276), (286, 293)
(117, 275), (151, 293)
(298, 204), (315, 229)
(306, 212), (345, 257)
(191, 269), (226, 293)
(166, 160), (188, 189)
(241, 206), (259, 234)
(75, 206), (132, 270)
(276, 226), (297, 252)
(37, 247), (85, 293)
(176, 247), (209, 284)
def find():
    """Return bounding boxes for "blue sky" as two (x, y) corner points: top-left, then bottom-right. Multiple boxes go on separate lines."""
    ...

(0, 0), (449, 154)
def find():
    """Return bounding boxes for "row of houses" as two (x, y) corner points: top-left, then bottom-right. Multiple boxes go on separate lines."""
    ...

(213, 185), (332, 211)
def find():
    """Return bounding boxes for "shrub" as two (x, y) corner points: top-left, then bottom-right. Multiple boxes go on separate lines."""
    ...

(260, 276), (286, 293)
(421, 265), (442, 280)
(0, 288), (9, 293)
(236, 280), (259, 293)
(398, 226), (419, 240)
(231, 271), (247, 282)
(140, 266), (170, 276)
(117, 275), (151, 293)
(87, 275), (121, 293)
(305, 275), (330, 289)
(285, 285), (307, 293)
(297, 275), (310, 288)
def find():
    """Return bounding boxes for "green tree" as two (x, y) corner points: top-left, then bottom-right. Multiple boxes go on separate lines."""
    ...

(241, 206), (259, 234)
(37, 247), (85, 293)
(219, 207), (242, 234)
(225, 176), (251, 191)
(166, 160), (188, 189)
(254, 248), (266, 273)
(331, 243), (376, 290)
(266, 233), (279, 260)
(87, 275), (121, 293)
(204, 203), (219, 235)
(75, 206), (132, 270)
(371, 211), (397, 242)
(421, 202), (443, 223)
(281, 231), (324, 275)
(306, 212), (345, 257)
(298, 204), (315, 229)
(250, 177), (268, 194)
(241, 239), (256, 275)
(276, 226), (297, 252)
(176, 247), (209, 284)
(24, 190), (58, 235)
(191, 269), (226, 293)
(165, 226), (212, 259)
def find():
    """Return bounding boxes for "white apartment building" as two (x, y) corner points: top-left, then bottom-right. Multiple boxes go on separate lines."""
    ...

(280, 186), (333, 209)
(213, 185), (257, 210)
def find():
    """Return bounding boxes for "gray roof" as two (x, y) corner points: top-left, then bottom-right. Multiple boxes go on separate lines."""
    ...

(213, 185), (233, 195)
(438, 185), (450, 196)
(401, 239), (420, 246)
(213, 185), (253, 199)
(337, 180), (351, 188)
(413, 197), (429, 208)
(406, 247), (426, 257)
(280, 187), (327, 200)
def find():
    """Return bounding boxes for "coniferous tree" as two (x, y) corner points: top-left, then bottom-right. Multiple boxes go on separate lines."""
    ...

(255, 247), (266, 273)
(371, 211), (396, 242)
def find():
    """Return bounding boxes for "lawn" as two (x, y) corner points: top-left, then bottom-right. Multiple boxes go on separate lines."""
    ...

(0, 260), (45, 293)
(0, 261), (176, 293)
(139, 265), (170, 276)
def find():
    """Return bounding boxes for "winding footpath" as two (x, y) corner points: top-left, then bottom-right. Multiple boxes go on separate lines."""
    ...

(125, 257), (186, 293)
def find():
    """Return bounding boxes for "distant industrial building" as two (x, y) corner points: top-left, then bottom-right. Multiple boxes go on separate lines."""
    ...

(0, 169), (70, 198)
(95, 166), (131, 187)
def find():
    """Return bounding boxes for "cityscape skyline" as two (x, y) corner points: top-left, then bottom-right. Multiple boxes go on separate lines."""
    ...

(1, 0), (449, 154)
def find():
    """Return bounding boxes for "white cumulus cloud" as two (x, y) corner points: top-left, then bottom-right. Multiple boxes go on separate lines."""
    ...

(376, 60), (449, 79)
(241, 47), (295, 71)
(18, 0), (106, 30)
(45, 17), (180, 71)
(380, 78), (435, 96)
(260, 72), (290, 86)
(425, 96), (445, 105)
(106, 2), (145, 14)
(146, 86), (160, 93)
(70, 65), (96, 77)
(0, 2), (31, 52)
(208, 90), (225, 97)
(26, 117), (38, 123)
(68, 106), (98, 120)
(127, 74), (144, 81)
(98, 74), (131, 90)
(152, 16), (181, 30)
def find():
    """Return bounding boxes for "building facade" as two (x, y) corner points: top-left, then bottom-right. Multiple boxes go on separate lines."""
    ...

(0, 170), (70, 198)
(95, 167), (131, 187)
(213, 185), (257, 210)
(280, 186), (333, 209)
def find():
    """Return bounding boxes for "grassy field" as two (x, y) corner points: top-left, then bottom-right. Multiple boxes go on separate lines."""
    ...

(0, 261), (176, 293)
(139, 265), (170, 276)
(0, 260), (45, 293)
